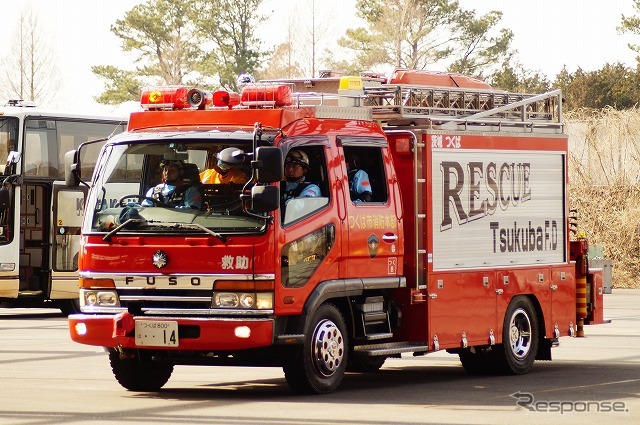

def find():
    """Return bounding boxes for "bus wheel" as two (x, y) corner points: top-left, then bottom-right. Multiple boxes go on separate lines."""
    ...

(347, 352), (386, 373)
(108, 349), (173, 391)
(494, 297), (539, 375)
(283, 303), (347, 394)
(59, 299), (81, 316)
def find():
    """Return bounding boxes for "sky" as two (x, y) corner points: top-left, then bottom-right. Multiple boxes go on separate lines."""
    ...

(0, 0), (638, 116)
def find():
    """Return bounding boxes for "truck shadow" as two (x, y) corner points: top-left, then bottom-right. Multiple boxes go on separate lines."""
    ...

(132, 360), (640, 407)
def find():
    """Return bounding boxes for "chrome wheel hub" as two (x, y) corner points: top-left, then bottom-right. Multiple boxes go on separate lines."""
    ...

(311, 319), (344, 377)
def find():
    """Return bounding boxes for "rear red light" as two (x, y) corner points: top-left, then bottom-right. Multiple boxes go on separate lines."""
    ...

(140, 87), (189, 110)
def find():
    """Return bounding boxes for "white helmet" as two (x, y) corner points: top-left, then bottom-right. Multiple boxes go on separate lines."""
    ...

(217, 147), (244, 166)
(237, 73), (255, 87)
(285, 149), (310, 168)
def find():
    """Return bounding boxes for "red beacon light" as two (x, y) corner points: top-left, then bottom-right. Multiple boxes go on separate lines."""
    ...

(212, 90), (241, 109)
(241, 84), (292, 107)
(140, 87), (189, 110)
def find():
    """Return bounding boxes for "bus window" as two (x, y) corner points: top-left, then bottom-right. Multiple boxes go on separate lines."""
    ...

(23, 118), (126, 179)
(57, 120), (125, 178)
(24, 126), (57, 177)
(0, 117), (19, 175)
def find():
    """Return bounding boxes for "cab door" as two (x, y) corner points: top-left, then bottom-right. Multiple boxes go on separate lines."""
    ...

(340, 140), (401, 280)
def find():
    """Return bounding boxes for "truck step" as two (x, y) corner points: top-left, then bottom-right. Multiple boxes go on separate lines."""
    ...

(353, 341), (430, 356)
(365, 332), (393, 341)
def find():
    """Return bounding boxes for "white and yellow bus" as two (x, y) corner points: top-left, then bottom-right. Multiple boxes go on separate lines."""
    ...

(0, 100), (126, 313)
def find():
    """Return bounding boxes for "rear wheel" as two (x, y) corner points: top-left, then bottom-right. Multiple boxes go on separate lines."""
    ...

(459, 348), (494, 374)
(283, 303), (348, 394)
(493, 297), (539, 375)
(109, 349), (173, 391)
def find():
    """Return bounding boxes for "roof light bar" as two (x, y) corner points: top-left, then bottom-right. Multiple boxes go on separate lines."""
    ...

(241, 84), (292, 107)
(140, 87), (189, 110)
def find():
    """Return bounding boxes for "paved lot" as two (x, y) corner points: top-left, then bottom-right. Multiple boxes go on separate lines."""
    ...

(0, 290), (638, 425)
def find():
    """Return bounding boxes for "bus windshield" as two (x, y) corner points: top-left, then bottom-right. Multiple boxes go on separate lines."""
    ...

(23, 117), (125, 179)
(85, 139), (267, 236)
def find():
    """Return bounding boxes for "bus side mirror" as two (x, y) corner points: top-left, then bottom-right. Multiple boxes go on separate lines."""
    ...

(253, 147), (283, 183)
(251, 185), (279, 213)
(0, 186), (10, 209)
(64, 150), (81, 188)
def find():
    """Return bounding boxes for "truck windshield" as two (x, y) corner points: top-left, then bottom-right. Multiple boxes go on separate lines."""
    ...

(84, 139), (267, 235)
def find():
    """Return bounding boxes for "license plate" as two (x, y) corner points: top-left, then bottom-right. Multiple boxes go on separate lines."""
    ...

(135, 320), (179, 347)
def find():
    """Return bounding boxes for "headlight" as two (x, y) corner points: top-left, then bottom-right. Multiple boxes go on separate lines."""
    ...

(213, 291), (273, 309)
(212, 280), (274, 310)
(81, 289), (120, 307)
(215, 292), (239, 308)
(239, 293), (255, 308)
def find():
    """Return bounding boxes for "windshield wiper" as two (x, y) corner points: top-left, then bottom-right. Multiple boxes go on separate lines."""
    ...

(147, 221), (227, 242)
(103, 218), (143, 242)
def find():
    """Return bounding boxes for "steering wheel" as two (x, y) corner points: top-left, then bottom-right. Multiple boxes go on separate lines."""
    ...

(118, 194), (166, 208)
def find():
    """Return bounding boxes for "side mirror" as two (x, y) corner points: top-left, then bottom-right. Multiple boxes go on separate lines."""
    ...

(253, 147), (283, 183)
(64, 150), (81, 188)
(0, 186), (10, 209)
(251, 185), (279, 213)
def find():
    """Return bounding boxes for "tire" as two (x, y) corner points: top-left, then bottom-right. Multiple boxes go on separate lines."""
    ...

(283, 303), (348, 394)
(347, 352), (386, 373)
(58, 299), (82, 316)
(459, 349), (491, 374)
(493, 297), (539, 375)
(108, 349), (173, 391)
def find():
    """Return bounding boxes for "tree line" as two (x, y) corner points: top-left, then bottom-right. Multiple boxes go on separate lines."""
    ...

(4, 0), (640, 111)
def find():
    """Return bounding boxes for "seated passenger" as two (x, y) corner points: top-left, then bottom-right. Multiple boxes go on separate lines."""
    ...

(346, 152), (373, 202)
(142, 160), (201, 209)
(281, 149), (321, 208)
(200, 147), (249, 185)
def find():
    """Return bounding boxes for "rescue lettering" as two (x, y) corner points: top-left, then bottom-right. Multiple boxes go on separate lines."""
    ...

(441, 161), (531, 231)
(490, 220), (558, 253)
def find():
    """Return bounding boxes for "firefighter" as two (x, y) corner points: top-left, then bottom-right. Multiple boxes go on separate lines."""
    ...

(345, 150), (373, 202)
(142, 160), (201, 209)
(199, 147), (249, 185)
(281, 149), (321, 209)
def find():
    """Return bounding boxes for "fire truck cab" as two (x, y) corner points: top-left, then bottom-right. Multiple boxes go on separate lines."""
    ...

(66, 69), (605, 394)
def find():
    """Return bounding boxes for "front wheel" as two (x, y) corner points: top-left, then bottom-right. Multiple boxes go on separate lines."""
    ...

(109, 349), (173, 391)
(283, 303), (348, 394)
(493, 297), (539, 375)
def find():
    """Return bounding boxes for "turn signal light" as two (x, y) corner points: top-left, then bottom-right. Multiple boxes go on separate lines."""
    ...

(79, 277), (115, 288)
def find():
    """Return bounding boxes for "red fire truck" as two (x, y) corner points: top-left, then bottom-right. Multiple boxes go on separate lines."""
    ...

(65, 69), (605, 394)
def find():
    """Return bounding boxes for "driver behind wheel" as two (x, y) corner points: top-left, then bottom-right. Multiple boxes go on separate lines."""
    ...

(141, 160), (201, 209)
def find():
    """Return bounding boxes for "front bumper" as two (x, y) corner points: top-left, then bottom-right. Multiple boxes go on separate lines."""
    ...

(68, 313), (274, 351)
